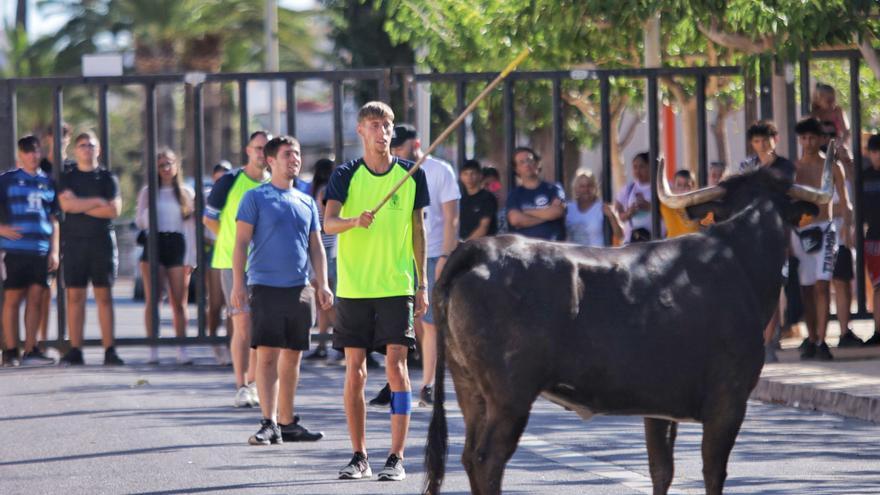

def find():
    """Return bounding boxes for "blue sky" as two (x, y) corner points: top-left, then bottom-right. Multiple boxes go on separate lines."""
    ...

(4, 0), (318, 39)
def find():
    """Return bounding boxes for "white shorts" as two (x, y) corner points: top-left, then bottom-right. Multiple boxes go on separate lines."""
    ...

(790, 221), (837, 286)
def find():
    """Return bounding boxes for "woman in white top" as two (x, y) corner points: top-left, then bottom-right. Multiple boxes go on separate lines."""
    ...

(565, 170), (623, 247)
(135, 149), (197, 364)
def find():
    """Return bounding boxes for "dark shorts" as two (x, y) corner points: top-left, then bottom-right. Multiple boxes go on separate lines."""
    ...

(832, 245), (854, 281)
(333, 296), (415, 354)
(140, 232), (186, 268)
(63, 233), (118, 288)
(249, 284), (314, 350)
(3, 253), (50, 289)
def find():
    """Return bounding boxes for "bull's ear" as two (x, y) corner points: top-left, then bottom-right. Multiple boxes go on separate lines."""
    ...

(685, 201), (726, 221)
(785, 201), (820, 225)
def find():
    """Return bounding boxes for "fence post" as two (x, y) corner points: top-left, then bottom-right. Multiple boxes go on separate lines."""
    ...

(850, 55), (867, 315)
(0, 80), (15, 171)
(696, 74), (708, 186)
(52, 86), (67, 348)
(648, 73), (660, 239)
(145, 83), (161, 343)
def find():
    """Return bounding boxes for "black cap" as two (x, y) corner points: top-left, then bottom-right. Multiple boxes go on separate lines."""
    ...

(390, 124), (417, 148)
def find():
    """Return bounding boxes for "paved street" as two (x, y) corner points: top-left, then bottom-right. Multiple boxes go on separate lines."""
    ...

(1, 282), (879, 494)
(2, 349), (880, 495)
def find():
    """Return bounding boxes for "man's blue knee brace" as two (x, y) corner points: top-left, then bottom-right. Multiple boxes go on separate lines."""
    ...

(390, 391), (412, 415)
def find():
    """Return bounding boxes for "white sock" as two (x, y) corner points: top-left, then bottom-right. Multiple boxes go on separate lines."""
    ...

(177, 346), (189, 362)
(149, 346), (159, 362)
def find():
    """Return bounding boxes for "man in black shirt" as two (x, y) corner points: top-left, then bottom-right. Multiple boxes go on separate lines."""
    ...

(458, 159), (497, 239)
(863, 134), (880, 346)
(57, 131), (124, 366)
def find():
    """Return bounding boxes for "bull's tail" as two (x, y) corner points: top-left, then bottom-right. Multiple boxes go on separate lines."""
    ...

(424, 241), (488, 495)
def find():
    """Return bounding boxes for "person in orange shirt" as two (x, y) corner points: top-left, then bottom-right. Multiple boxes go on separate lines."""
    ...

(660, 169), (702, 238)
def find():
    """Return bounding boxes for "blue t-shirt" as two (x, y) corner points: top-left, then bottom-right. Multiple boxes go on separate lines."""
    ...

(0, 168), (59, 255)
(236, 183), (320, 288)
(506, 181), (566, 240)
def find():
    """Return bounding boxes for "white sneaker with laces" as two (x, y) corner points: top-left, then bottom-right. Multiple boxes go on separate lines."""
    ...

(247, 382), (260, 407)
(234, 386), (252, 408)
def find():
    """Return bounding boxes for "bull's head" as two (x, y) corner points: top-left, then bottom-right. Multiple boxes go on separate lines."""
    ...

(657, 141), (835, 224)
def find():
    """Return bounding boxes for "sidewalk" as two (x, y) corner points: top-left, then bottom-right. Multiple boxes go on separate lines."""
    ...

(751, 321), (880, 423)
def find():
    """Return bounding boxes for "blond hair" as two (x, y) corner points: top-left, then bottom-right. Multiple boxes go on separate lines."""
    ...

(357, 101), (395, 123)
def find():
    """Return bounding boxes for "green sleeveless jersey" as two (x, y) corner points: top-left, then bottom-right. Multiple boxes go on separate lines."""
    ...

(325, 157), (430, 298)
(204, 168), (268, 269)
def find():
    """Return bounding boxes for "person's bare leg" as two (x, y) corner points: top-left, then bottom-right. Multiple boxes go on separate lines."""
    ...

(385, 343), (411, 457)
(277, 349), (302, 424)
(873, 288), (880, 337)
(256, 346), (280, 421)
(421, 322), (436, 389)
(832, 279), (852, 335)
(66, 288), (87, 348)
(23, 285), (44, 352)
(815, 280), (831, 343)
(231, 312), (251, 388)
(801, 285), (817, 342)
(344, 348), (368, 454)
(166, 266), (190, 339)
(206, 268), (223, 337)
(2, 289), (24, 351)
(93, 287), (115, 348)
(140, 262), (154, 338)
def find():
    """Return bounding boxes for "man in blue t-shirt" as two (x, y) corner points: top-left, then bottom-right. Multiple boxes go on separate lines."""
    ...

(506, 146), (566, 240)
(0, 136), (59, 367)
(231, 136), (332, 446)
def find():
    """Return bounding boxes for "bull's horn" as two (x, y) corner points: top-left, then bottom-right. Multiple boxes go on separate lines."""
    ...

(656, 158), (725, 209)
(787, 139), (834, 205)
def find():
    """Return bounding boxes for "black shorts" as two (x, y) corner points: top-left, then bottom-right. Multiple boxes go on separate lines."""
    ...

(249, 284), (314, 351)
(333, 296), (415, 354)
(62, 234), (118, 288)
(140, 232), (186, 268)
(833, 245), (854, 281)
(3, 253), (50, 289)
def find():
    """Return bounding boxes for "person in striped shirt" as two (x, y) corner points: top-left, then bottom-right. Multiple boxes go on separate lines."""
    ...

(0, 136), (59, 366)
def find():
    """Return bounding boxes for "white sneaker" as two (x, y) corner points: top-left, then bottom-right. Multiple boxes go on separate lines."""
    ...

(176, 346), (193, 365)
(247, 382), (260, 407)
(234, 386), (253, 408)
(212, 345), (230, 365)
(148, 346), (160, 364)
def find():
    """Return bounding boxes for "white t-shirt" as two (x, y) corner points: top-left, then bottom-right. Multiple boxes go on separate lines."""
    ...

(566, 200), (604, 247)
(422, 155), (461, 258)
(616, 180), (652, 240)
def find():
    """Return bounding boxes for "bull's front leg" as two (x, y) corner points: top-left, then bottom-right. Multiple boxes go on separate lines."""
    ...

(644, 417), (678, 495)
(700, 400), (747, 495)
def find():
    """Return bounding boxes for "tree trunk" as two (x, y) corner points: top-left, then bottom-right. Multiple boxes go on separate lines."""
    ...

(182, 34), (225, 177)
(15, 0), (27, 30)
(711, 99), (733, 168)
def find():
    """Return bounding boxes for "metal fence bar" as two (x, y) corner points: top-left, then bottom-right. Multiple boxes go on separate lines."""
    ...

(850, 54), (867, 315)
(192, 83), (207, 338)
(52, 86), (67, 347)
(332, 80), (344, 162)
(456, 80), (467, 168)
(144, 83), (161, 343)
(648, 75), (661, 239)
(98, 85), (111, 170)
(238, 80), (249, 163)
(0, 81), (15, 169)
(696, 74), (708, 186)
(799, 54), (811, 116)
(759, 57), (773, 120)
(503, 79), (515, 189)
(379, 68), (391, 103)
(600, 75), (613, 245)
(552, 76), (564, 184)
(286, 80), (296, 137)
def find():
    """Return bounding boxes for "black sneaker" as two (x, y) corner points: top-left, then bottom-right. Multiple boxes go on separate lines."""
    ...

(304, 347), (328, 361)
(59, 348), (84, 366)
(838, 330), (864, 348)
(21, 348), (55, 366)
(104, 347), (125, 366)
(369, 383), (391, 407)
(248, 419), (282, 445)
(863, 333), (880, 347)
(339, 451), (371, 480)
(2, 348), (21, 367)
(419, 385), (434, 407)
(816, 342), (834, 361)
(377, 453), (406, 481)
(365, 353), (380, 369)
(800, 342), (817, 360)
(798, 338), (812, 352)
(279, 415), (323, 442)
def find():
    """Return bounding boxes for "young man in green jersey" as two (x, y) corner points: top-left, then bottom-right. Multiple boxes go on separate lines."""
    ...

(204, 130), (271, 407)
(325, 101), (430, 481)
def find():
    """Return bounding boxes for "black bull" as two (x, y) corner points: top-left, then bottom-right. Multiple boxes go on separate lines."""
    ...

(423, 168), (825, 495)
